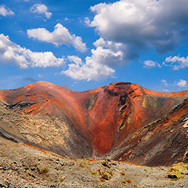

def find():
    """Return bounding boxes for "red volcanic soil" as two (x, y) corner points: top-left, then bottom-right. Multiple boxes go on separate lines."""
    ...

(0, 81), (188, 166)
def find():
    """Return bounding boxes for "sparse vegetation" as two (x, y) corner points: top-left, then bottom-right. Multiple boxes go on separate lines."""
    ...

(98, 168), (113, 180)
(91, 170), (97, 174)
(0, 122), (188, 187)
(120, 171), (126, 175)
(80, 163), (84, 167)
(100, 178), (106, 182)
(126, 179), (131, 183)
(122, 179), (132, 184)
(166, 162), (188, 180)
(41, 167), (48, 174)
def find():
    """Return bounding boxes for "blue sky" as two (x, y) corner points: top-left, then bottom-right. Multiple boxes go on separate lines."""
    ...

(0, 0), (188, 92)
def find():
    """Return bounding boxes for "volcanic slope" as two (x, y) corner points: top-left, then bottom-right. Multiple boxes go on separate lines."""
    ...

(0, 81), (188, 166)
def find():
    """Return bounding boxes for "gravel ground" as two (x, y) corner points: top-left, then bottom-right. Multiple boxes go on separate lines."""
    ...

(0, 137), (188, 188)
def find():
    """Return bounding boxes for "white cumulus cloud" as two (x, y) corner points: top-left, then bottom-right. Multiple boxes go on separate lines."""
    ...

(92, 38), (125, 66)
(177, 79), (187, 87)
(27, 23), (87, 52)
(161, 79), (188, 90)
(61, 38), (132, 81)
(30, 4), (52, 19)
(161, 79), (168, 87)
(164, 56), (188, 70)
(62, 55), (115, 81)
(143, 60), (161, 69)
(88, 0), (188, 59)
(0, 5), (14, 16)
(144, 60), (156, 68)
(0, 34), (64, 68)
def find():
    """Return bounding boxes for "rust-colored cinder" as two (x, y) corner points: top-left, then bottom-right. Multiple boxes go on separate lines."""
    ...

(0, 81), (188, 166)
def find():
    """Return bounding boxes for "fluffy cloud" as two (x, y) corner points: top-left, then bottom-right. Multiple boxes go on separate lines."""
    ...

(0, 34), (64, 68)
(161, 79), (168, 87)
(62, 38), (134, 81)
(88, 0), (188, 58)
(30, 4), (52, 19)
(177, 79), (187, 87)
(0, 5), (14, 16)
(161, 79), (188, 89)
(143, 60), (156, 68)
(164, 56), (188, 70)
(143, 60), (161, 69)
(27, 23), (87, 52)
(92, 38), (126, 66)
(62, 55), (115, 81)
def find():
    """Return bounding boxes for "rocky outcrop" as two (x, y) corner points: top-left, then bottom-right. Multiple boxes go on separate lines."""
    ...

(0, 81), (188, 166)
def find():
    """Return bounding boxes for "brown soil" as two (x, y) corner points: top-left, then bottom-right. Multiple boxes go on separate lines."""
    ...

(0, 136), (188, 188)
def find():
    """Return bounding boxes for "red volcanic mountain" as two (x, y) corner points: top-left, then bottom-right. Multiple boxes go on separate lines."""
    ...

(0, 81), (188, 166)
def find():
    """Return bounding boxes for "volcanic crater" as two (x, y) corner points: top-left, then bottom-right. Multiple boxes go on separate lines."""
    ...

(0, 81), (188, 166)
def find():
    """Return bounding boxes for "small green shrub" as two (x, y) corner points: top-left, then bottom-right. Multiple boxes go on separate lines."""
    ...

(80, 163), (84, 167)
(91, 170), (97, 174)
(41, 168), (48, 174)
